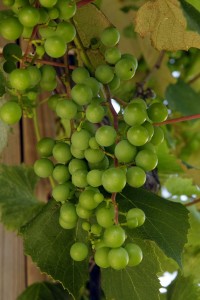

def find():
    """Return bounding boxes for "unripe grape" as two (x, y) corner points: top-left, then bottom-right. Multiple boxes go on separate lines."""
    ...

(105, 47), (121, 65)
(34, 158), (54, 178)
(27, 66), (41, 88)
(72, 169), (88, 188)
(127, 125), (149, 146)
(82, 221), (91, 231)
(86, 104), (105, 123)
(1, 17), (23, 40)
(125, 243), (143, 266)
(102, 168), (126, 193)
(89, 137), (100, 149)
(95, 205), (114, 228)
(121, 53), (138, 69)
(76, 204), (92, 219)
(70, 145), (85, 159)
(108, 248), (129, 270)
(56, 99), (77, 119)
(108, 75), (120, 91)
(53, 142), (72, 163)
(18, 6), (40, 27)
(70, 242), (88, 261)
(150, 127), (164, 145)
(59, 217), (76, 229)
(126, 167), (146, 188)
(60, 202), (78, 223)
(147, 102), (168, 123)
(115, 58), (136, 80)
(79, 189), (98, 210)
(91, 224), (102, 235)
(72, 67), (90, 84)
(84, 148), (105, 163)
(95, 125), (117, 147)
(44, 36), (67, 58)
(9, 69), (31, 91)
(135, 149), (158, 171)
(94, 193), (104, 204)
(40, 64), (56, 81)
(40, 79), (57, 91)
(126, 208), (145, 227)
(52, 164), (70, 183)
(36, 137), (55, 157)
(68, 158), (87, 175)
(87, 170), (103, 187)
(39, 0), (57, 7)
(83, 77), (101, 96)
(100, 27), (120, 47)
(114, 140), (137, 163)
(142, 121), (154, 141)
(95, 64), (114, 84)
(89, 155), (109, 170)
(48, 95), (61, 111)
(52, 183), (70, 202)
(56, 0), (77, 20)
(0, 102), (22, 125)
(94, 247), (110, 268)
(103, 225), (126, 248)
(71, 84), (93, 105)
(124, 103), (147, 126)
(71, 129), (91, 151)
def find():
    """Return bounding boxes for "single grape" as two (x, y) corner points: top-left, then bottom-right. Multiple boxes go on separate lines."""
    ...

(26, 66), (41, 88)
(9, 69), (31, 90)
(68, 158), (87, 175)
(91, 224), (102, 235)
(52, 142), (72, 163)
(100, 27), (120, 47)
(71, 84), (93, 105)
(150, 127), (164, 145)
(60, 202), (78, 223)
(108, 75), (120, 91)
(3, 62), (16, 75)
(82, 221), (90, 231)
(108, 247), (129, 270)
(83, 77), (101, 96)
(126, 208), (145, 227)
(130, 98), (147, 109)
(114, 140), (137, 163)
(76, 204), (92, 219)
(95, 205), (114, 228)
(56, 99), (77, 120)
(139, 142), (156, 153)
(121, 53), (138, 69)
(52, 183), (70, 202)
(70, 145), (85, 159)
(102, 168), (126, 193)
(52, 164), (70, 183)
(89, 155), (109, 171)
(70, 242), (88, 261)
(44, 36), (67, 58)
(142, 121), (154, 141)
(40, 64), (56, 81)
(56, 0), (77, 20)
(95, 64), (114, 84)
(125, 243), (143, 266)
(0, 101), (22, 125)
(0, 17), (23, 40)
(59, 217), (76, 229)
(86, 104), (105, 123)
(147, 102), (168, 123)
(71, 129), (91, 151)
(124, 103), (147, 126)
(126, 166), (146, 188)
(79, 189), (98, 210)
(94, 193), (104, 204)
(105, 47), (121, 65)
(95, 125), (117, 147)
(72, 169), (88, 188)
(87, 169), (103, 187)
(48, 94), (61, 111)
(34, 158), (54, 178)
(72, 67), (90, 84)
(18, 6), (40, 27)
(48, 7), (59, 19)
(94, 247), (110, 268)
(127, 125), (149, 146)
(115, 58), (136, 80)
(38, 7), (49, 24)
(39, 0), (57, 7)
(135, 149), (158, 171)
(84, 148), (105, 164)
(36, 137), (55, 157)
(56, 21), (76, 42)
(38, 25), (56, 39)
(103, 225), (126, 248)
(89, 137), (100, 149)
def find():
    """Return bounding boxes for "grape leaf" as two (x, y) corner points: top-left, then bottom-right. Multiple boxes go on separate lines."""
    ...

(135, 0), (200, 51)
(165, 80), (200, 115)
(164, 176), (200, 196)
(185, 0), (200, 11)
(183, 245), (200, 283)
(0, 164), (44, 231)
(180, 0), (200, 33)
(20, 200), (89, 300)
(17, 282), (71, 300)
(118, 187), (189, 266)
(102, 240), (161, 300)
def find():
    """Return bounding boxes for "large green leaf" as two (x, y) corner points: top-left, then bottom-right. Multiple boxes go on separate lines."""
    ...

(20, 200), (89, 300)
(102, 240), (161, 300)
(0, 164), (44, 231)
(180, 0), (200, 33)
(164, 177), (200, 196)
(17, 282), (71, 300)
(118, 187), (189, 266)
(165, 80), (200, 115)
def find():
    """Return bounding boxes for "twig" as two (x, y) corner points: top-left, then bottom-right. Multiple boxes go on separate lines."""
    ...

(77, 0), (94, 8)
(185, 198), (200, 207)
(154, 113), (200, 126)
(113, 96), (128, 107)
(21, 25), (38, 68)
(25, 57), (75, 69)
(187, 73), (200, 85)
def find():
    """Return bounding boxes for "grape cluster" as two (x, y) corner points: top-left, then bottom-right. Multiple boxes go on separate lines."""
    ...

(0, 1), (168, 270)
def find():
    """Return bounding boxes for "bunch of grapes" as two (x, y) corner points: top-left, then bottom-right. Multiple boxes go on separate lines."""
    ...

(0, 0), (168, 270)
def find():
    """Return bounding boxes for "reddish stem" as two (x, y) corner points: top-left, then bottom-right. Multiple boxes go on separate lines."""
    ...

(185, 198), (200, 207)
(111, 193), (119, 224)
(154, 113), (200, 126)
(77, 0), (94, 8)
(21, 25), (38, 68)
(25, 57), (75, 69)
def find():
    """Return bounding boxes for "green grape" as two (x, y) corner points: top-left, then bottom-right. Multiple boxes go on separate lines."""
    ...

(70, 242), (88, 261)
(9, 69), (31, 91)
(82, 221), (90, 231)
(3, 0), (15, 6)
(38, 25), (56, 39)
(95, 64), (114, 84)
(52, 142), (72, 163)
(103, 225), (126, 248)
(150, 127), (164, 145)
(71, 84), (93, 105)
(115, 58), (136, 80)
(100, 27), (120, 47)
(52, 164), (70, 183)
(36, 45), (45, 57)
(135, 149), (158, 171)
(127, 125), (149, 146)
(0, 101), (22, 125)
(71, 129), (91, 151)
(59, 217), (76, 229)
(72, 67), (90, 84)
(125, 243), (143, 266)
(83, 77), (101, 96)
(60, 202), (78, 223)
(39, 0), (57, 7)
(76, 203), (92, 219)
(94, 247), (110, 268)
(121, 53), (138, 69)
(89, 155), (109, 170)
(89, 137), (100, 149)
(18, 6), (40, 27)
(48, 7), (59, 19)
(56, 21), (76, 43)
(91, 224), (102, 235)
(34, 158), (54, 178)
(95, 125), (117, 147)
(26, 66), (41, 88)
(84, 148), (105, 164)
(124, 103), (147, 126)
(0, 17), (23, 40)
(87, 169), (103, 187)
(105, 47), (121, 65)
(126, 208), (145, 227)
(108, 247), (129, 270)
(147, 102), (168, 123)
(72, 169), (88, 188)
(52, 183), (70, 202)
(3, 43), (22, 62)
(79, 189), (98, 210)
(95, 205), (114, 228)
(130, 98), (147, 109)
(3, 61), (16, 74)
(102, 168), (126, 193)
(11, 0), (29, 13)
(36, 137), (55, 157)
(70, 145), (85, 159)
(108, 74), (120, 91)
(39, 79), (57, 91)
(85, 104), (105, 123)
(44, 36), (67, 58)
(139, 142), (156, 153)
(126, 166), (146, 188)
(114, 140), (137, 163)
(142, 121), (154, 141)
(56, 99), (77, 119)
(40, 64), (56, 81)
(56, 0), (77, 20)
(48, 94), (61, 111)
(94, 193), (104, 204)
(68, 158), (87, 175)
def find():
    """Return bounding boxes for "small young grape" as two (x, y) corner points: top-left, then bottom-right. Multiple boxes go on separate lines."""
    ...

(34, 158), (54, 178)
(95, 125), (117, 147)
(1, 17), (23, 40)
(56, 0), (77, 20)
(76, 203), (92, 219)
(94, 247), (110, 268)
(126, 208), (145, 228)
(39, 0), (57, 7)
(95, 205), (114, 228)
(135, 149), (158, 171)
(102, 168), (126, 193)
(79, 189), (98, 210)
(70, 145), (85, 159)
(18, 6), (40, 27)
(83, 77), (101, 96)
(100, 27), (120, 47)
(56, 99), (77, 120)
(115, 57), (136, 80)
(86, 104), (105, 123)
(126, 167), (146, 188)
(125, 243), (143, 266)
(150, 127), (164, 145)
(27, 66), (41, 88)
(84, 148), (105, 164)
(52, 142), (72, 163)
(87, 169), (103, 187)
(71, 84), (93, 105)
(68, 158), (87, 175)
(142, 121), (154, 141)
(72, 169), (88, 188)
(0, 102), (22, 125)
(44, 36), (67, 58)
(82, 221), (91, 231)
(72, 67), (90, 84)
(103, 225), (126, 248)
(9, 69), (31, 91)
(95, 64), (114, 84)
(104, 47), (121, 65)
(52, 164), (70, 183)
(59, 217), (76, 229)
(60, 202), (78, 223)
(36, 137), (55, 157)
(127, 125), (149, 146)
(147, 102), (168, 123)
(52, 183), (70, 202)
(71, 129), (91, 151)
(108, 75), (121, 91)
(70, 242), (88, 261)
(108, 247), (129, 270)
(48, 95), (61, 111)
(114, 140), (137, 163)
(124, 103), (147, 126)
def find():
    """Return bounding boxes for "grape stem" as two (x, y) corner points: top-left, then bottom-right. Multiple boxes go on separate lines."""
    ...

(111, 193), (119, 225)
(154, 113), (200, 126)
(185, 198), (200, 207)
(187, 72), (200, 85)
(77, 0), (95, 8)
(21, 25), (38, 68)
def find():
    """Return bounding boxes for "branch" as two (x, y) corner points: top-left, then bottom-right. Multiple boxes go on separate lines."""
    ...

(154, 113), (200, 126)
(77, 0), (94, 8)
(187, 73), (200, 85)
(185, 198), (200, 207)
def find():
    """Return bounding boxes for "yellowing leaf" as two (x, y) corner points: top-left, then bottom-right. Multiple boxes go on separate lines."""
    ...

(135, 0), (200, 51)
